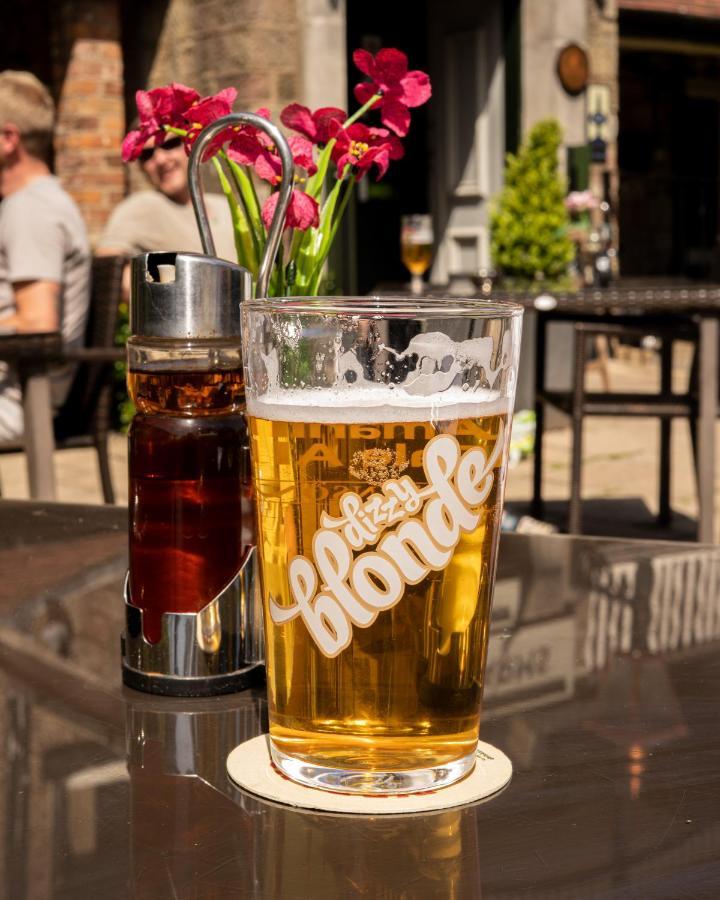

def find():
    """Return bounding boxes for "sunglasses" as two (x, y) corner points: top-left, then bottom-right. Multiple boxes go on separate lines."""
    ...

(139, 135), (183, 164)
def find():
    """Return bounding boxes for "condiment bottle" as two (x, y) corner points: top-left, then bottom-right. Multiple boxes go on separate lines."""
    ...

(122, 252), (262, 695)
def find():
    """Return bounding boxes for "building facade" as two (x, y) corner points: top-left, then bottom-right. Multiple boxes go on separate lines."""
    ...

(523, 0), (720, 281)
(2, 0), (720, 284)
(1, 0), (340, 243)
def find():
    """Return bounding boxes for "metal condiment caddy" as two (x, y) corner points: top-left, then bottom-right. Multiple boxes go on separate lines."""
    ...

(121, 114), (293, 696)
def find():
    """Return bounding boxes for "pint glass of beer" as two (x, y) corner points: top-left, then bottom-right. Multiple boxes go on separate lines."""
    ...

(243, 297), (522, 793)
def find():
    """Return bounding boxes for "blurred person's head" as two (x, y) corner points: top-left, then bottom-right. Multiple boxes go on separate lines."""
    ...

(0, 70), (54, 167)
(137, 133), (190, 204)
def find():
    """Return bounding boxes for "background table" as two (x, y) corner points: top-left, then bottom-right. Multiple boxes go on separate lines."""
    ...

(1, 500), (719, 898)
(496, 284), (720, 543)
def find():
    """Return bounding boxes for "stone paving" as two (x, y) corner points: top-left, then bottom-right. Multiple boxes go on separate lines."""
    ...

(0, 340), (714, 540)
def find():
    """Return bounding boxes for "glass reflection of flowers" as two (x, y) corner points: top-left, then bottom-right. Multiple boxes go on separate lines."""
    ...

(121, 49), (431, 296)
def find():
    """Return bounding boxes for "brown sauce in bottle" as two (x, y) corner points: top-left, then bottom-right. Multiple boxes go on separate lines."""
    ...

(128, 369), (252, 644)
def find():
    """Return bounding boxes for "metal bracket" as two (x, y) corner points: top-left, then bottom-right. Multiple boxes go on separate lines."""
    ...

(187, 112), (294, 298)
(122, 546), (265, 697)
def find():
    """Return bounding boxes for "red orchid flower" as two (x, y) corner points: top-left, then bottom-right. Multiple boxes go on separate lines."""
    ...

(121, 82), (200, 161)
(280, 103), (347, 145)
(228, 109), (319, 232)
(121, 128), (168, 163)
(181, 87), (238, 159)
(288, 136), (317, 174)
(228, 109), (316, 183)
(140, 83), (200, 126)
(353, 48), (431, 137)
(262, 189), (320, 232)
(250, 134), (317, 184)
(225, 107), (273, 172)
(330, 122), (404, 181)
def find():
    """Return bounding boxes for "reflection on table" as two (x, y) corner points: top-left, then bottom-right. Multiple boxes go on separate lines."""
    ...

(1, 501), (719, 898)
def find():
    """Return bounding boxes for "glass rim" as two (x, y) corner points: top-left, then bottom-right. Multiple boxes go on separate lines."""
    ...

(243, 295), (523, 319)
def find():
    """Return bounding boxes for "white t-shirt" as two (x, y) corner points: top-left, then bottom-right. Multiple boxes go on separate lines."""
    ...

(0, 174), (90, 349)
(98, 191), (237, 262)
(0, 175), (91, 430)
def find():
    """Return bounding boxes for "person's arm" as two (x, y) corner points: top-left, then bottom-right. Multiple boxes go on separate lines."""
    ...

(96, 198), (146, 301)
(0, 193), (67, 333)
(0, 280), (60, 331)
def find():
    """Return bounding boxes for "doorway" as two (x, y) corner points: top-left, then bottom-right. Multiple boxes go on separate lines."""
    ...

(619, 33), (720, 279)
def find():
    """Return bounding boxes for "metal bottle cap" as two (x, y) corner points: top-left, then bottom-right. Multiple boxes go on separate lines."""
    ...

(130, 251), (252, 340)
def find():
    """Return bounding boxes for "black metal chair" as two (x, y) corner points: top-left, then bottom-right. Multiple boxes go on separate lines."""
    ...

(53, 255), (127, 503)
(531, 314), (699, 534)
(1, 255), (126, 503)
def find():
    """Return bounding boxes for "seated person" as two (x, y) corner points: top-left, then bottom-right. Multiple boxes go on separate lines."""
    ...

(0, 70), (90, 444)
(97, 130), (236, 271)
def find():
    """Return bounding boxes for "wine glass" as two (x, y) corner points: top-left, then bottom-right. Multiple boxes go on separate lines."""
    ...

(401, 214), (434, 295)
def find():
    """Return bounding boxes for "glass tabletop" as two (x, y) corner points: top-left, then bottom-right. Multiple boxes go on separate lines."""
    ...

(0, 499), (718, 898)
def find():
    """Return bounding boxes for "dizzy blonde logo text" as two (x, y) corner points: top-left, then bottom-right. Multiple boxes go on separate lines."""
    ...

(269, 425), (504, 657)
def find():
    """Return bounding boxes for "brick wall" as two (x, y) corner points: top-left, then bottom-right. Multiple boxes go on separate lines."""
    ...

(619, 0), (720, 17)
(45, 0), (304, 243)
(51, 1), (126, 244)
(144, 0), (301, 120)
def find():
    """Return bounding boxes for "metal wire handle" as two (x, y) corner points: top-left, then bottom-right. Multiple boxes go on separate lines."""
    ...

(188, 112), (294, 298)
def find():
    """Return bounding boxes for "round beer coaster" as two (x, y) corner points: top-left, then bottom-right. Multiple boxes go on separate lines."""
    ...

(226, 736), (512, 815)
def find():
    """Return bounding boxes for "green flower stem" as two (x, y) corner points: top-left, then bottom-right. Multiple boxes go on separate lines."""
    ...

(291, 152), (351, 291)
(211, 156), (258, 273)
(224, 156), (265, 257)
(308, 174), (354, 295)
(302, 92), (380, 203)
(304, 139), (336, 200)
(288, 210), (318, 276)
(288, 219), (306, 266)
(290, 147), (334, 267)
(164, 125), (188, 137)
(274, 239), (285, 297)
(312, 176), (344, 255)
(342, 93), (382, 129)
(292, 176), (344, 293)
(292, 93), (381, 266)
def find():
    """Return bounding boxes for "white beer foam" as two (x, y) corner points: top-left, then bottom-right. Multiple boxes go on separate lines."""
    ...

(247, 385), (510, 424)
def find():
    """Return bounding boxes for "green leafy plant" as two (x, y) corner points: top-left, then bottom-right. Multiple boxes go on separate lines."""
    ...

(490, 119), (574, 290)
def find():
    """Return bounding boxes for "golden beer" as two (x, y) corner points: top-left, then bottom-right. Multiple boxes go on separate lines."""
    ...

(401, 241), (433, 276)
(248, 392), (508, 776)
